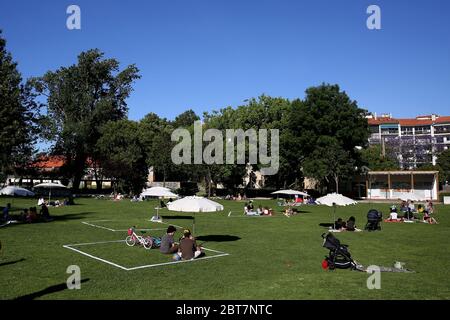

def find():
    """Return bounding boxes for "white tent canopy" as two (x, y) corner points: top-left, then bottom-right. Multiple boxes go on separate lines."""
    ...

(140, 187), (178, 198)
(0, 186), (35, 197)
(167, 196), (224, 212)
(316, 193), (357, 207)
(271, 189), (309, 196)
(33, 182), (67, 189)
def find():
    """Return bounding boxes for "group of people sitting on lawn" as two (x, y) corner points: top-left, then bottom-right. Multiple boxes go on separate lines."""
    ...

(386, 200), (437, 224)
(1, 202), (53, 224)
(159, 226), (205, 261)
(243, 200), (274, 216)
(333, 216), (358, 231)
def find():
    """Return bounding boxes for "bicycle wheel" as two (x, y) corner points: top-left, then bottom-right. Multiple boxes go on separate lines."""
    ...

(143, 237), (153, 249)
(125, 236), (136, 247)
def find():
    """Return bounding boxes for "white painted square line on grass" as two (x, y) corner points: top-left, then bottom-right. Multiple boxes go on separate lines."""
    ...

(82, 221), (166, 232)
(63, 240), (230, 271)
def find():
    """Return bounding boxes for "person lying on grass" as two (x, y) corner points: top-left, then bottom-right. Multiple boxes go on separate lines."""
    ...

(173, 229), (204, 261)
(160, 225), (179, 254)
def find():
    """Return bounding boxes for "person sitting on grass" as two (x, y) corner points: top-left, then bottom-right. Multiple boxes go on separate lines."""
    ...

(423, 210), (438, 224)
(345, 216), (356, 231)
(334, 218), (346, 230)
(160, 225), (179, 254)
(26, 207), (38, 223)
(173, 229), (204, 261)
(284, 207), (293, 218)
(40, 203), (53, 221)
(2, 203), (11, 222)
(388, 205), (399, 221)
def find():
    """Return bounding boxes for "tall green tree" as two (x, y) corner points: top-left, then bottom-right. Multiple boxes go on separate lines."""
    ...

(96, 120), (147, 194)
(361, 145), (400, 171)
(31, 49), (140, 191)
(0, 31), (40, 182)
(287, 84), (369, 192)
(437, 149), (450, 184)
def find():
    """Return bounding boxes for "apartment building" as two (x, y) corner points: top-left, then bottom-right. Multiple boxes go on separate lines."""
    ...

(367, 113), (450, 169)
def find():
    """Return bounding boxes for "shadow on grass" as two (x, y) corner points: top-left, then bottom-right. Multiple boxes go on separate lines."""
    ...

(14, 279), (90, 300)
(0, 258), (26, 267)
(52, 212), (94, 221)
(161, 215), (194, 220)
(0, 212), (94, 229)
(196, 235), (241, 242)
(319, 223), (334, 228)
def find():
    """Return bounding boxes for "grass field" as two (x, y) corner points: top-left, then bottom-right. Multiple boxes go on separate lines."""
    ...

(1, 197), (449, 300)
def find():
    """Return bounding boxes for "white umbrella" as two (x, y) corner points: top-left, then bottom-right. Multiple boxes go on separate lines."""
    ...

(316, 193), (357, 206)
(0, 186), (35, 197)
(167, 196), (224, 234)
(140, 187), (178, 198)
(141, 187), (179, 222)
(33, 182), (67, 202)
(316, 193), (357, 229)
(397, 192), (420, 201)
(271, 189), (309, 196)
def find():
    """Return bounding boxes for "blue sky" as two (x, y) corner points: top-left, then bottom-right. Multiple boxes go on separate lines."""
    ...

(1, 0), (449, 121)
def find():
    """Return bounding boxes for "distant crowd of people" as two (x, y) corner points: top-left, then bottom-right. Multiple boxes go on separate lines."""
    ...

(387, 200), (437, 224)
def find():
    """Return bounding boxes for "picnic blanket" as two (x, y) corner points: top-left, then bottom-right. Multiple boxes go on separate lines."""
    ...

(328, 228), (363, 233)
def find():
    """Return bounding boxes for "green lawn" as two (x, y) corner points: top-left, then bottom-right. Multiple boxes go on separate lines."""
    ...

(1, 197), (449, 300)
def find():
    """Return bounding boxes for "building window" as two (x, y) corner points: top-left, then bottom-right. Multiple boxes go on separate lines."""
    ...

(415, 126), (431, 134)
(381, 128), (398, 135)
(401, 127), (414, 135)
(434, 125), (450, 134)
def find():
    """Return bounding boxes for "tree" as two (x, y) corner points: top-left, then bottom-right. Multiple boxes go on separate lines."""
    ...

(287, 84), (370, 192)
(172, 109), (200, 128)
(0, 31), (40, 182)
(302, 136), (355, 193)
(361, 145), (400, 171)
(437, 149), (450, 184)
(96, 120), (147, 194)
(31, 49), (140, 191)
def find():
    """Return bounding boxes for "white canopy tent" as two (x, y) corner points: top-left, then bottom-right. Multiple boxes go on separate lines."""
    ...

(0, 186), (35, 197)
(167, 196), (224, 234)
(140, 186), (179, 198)
(141, 187), (179, 222)
(33, 182), (67, 203)
(271, 189), (309, 196)
(316, 193), (357, 229)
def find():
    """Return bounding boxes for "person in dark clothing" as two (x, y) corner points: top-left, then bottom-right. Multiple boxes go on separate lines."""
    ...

(173, 229), (204, 261)
(40, 204), (52, 221)
(160, 225), (178, 254)
(345, 216), (356, 231)
(334, 218), (346, 230)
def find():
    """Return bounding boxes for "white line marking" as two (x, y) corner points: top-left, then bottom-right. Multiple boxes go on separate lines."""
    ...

(63, 244), (128, 270)
(125, 253), (230, 271)
(82, 221), (116, 231)
(63, 241), (229, 271)
(64, 240), (126, 246)
(115, 228), (166, 232)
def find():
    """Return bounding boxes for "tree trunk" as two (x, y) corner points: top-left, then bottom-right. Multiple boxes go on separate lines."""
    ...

(335, 175), (339, 194)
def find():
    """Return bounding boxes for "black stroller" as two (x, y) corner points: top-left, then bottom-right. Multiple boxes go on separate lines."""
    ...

(365, 209), (382, 231)
(321, 233), (357, 270)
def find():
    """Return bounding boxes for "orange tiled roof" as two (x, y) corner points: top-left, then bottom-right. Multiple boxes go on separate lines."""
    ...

(368, 115), (450, 126)
(31, 156), (66, 169)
